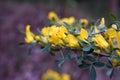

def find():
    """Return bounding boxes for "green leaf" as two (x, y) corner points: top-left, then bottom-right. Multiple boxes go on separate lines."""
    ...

(65, 55), (72, 60)
(84, 56), (96, 62)
(20, 30), (25, 34)
(30, 42), (37, 46)
(113, 48), (120, 51)
(63, 22), (72, 29)
(77, 57), (84, 64)
(28, 46), (32, 55)
(19, 42), (26, 45)
(78, 63), (91, 70)
(56, 57), (65, 68)
(82, 46), (94, 53)
(49, 51), (55, 56)
(93, 62), (105, 68)
(91, 46), (99, 50)
(109, 13), (117, 20)
(83, 46), (91, 51)
(41, 43), (51, 53)
(114, 21), (120, 29)
(90, 66), (96, 80)
(58, 60), (64, 68)
(78, 39), (88, 45)
(106, 62), (112, 68)
(106, 68), (114, 79)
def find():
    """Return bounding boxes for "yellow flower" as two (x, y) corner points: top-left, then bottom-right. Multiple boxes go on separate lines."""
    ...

(77, 28), (88, 43)
(112, 59), (119, 67)
(116, 31), (120, 48)
(94, 49), (101, 54)
(112, 24), (117, 30)
(48, 11), (58, 21)
(65, 34), (79, 48)
(115, 50), (120, 57)
(90, 25), (99, 34)
(79, 18), (88, 26)
(57, 26), (68, 39)
(41, 25), (67, 46)
(41, 26), (51, 37)
(61, 73), (71, 80)
(98, 17), (105, 29)
(92, 34), (109, 50)
(104, 28), (117, 48)
(60, 16), (75, 25)
(35, 35), (41, 41)
(24, 25), (35, 43)
(94, 26), (99, 33)
(41, 36), (48, 43)
(41, 69), (61, 80)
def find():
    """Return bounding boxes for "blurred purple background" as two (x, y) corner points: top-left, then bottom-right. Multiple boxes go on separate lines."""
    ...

(0, 0), (120, 80)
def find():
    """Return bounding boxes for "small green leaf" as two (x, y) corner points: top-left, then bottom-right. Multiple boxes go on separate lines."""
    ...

(30, 42), (37, 46)
(28, 46), (32, 55)
(113, 48), (120, 51)
(91, 46), (99, 50)
(20, 30), (25, 34)
(58, 60), (64, 68)
(109, 13), (117, 20)
(78, 63), (91, 70)
(49, 51), (55, 56)
(106, 63), (112, 68)
(19, 42), (26, 45)
(83, 46), (94, 53)
(114, 21), (120, 29)
(41, 43), (51, 53)
(78, 39), (88, 45)
(106, 68), (114, 79)
(63, 22), (72, 29)
(83, 46), (91, 52)
(93, 62), (105, 68)
(56, 57), (65, 68)
(65, 55), (72, 60)
(90, 66), (96, 80)
(84, 56), (96, 62)
(77, 57), (84, 64)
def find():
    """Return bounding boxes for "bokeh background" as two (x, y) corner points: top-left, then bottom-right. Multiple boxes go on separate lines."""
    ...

(0, 0), (120, 80)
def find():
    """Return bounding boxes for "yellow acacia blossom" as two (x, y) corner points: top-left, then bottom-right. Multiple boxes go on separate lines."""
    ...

(42, 69), (71, 80)
(94, 26), (99, 33)
(65, 34), (79, 48)
(112, 24), (117, 30)
(57, 26), (68, 39)
(116, 31), (120, 48)
(48, 11), (58, 21)
(41, 69), (61, 80)
(41, 25), (68, 46)
(104, 28), (117, 48)
(90, 25), (99, 34)
(92, 26), (109, 51)
(77, 28), (88, 43)
(79, 18), (88, 26)
(92, 34), (109, 50)
(24, 25), (35, 43)
(112, 59), (119, 67)
(115, 31), (120, 57)
(98, 17), (105, 29)
(104, 28), (120, 56)
(61, 73), (71, 80)
(60, 16), (75, 25)
(35, 35), (41, 42)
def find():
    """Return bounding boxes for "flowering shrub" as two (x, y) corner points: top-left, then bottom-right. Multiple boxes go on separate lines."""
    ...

(23, 11), (120, 80)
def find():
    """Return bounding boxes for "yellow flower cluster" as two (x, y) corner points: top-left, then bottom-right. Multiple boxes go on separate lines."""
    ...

(41, 69), (70, 80)
(24, 11), (120, 67)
